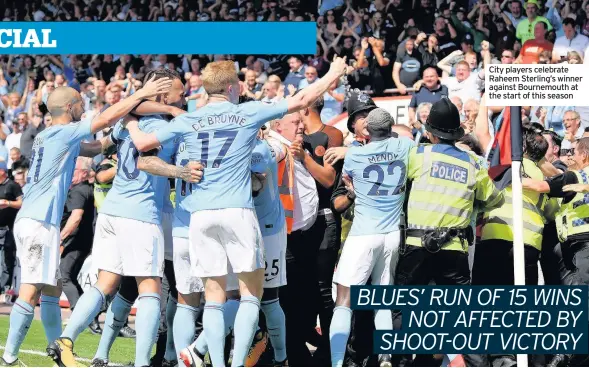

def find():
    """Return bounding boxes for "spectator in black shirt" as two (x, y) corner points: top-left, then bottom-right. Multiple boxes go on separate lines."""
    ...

(59, 158), (100, 334)
(491, 18), (516, 57)
(356, 37), (392, 96)
(0, 160), (22, 291)
(417, 33), (441, 69)
(393, 37), (422, 95)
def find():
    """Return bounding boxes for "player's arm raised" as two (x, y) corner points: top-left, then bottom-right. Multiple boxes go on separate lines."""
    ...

(137, 155), (203, 183)
(285, 56), (348, 114)
(124, 119), (162, 152)
(89, 75), (172, 134)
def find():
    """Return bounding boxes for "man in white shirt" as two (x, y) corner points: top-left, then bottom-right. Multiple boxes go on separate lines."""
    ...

(553, 18), (589, 63)
(561, 110), (584, 152)
(267, 113), (319, 367)
(443, 61), (485, 103)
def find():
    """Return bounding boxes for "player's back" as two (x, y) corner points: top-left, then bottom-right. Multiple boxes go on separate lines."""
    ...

(18, 120), (92, 226)
(99, 122), (160, 224)
(172, 139), (191, 238)
(252, 138), (285, 236)
(176, 100), (287, 211)
(344, 136), (414, 236)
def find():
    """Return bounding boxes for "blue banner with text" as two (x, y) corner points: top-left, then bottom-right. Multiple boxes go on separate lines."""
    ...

(0, 22), (316, 54)
(350, 286), (589, 354)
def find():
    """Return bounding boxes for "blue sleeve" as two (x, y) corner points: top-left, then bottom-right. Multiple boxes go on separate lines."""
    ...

(111, 121), (123, 144)
(155, 117), (187, 145)
(251, 142), (271, 174)
(61, 118), (93, 144)
(343, 151), (353, 177)
(248, 99), (289, 129)
(409, 94), (418, 108)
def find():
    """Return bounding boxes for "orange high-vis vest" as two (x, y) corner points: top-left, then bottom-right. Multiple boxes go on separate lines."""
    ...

(277, 143), (295, 234)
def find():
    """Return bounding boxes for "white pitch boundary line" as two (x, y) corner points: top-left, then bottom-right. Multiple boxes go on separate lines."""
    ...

(0, 346), (124, 367)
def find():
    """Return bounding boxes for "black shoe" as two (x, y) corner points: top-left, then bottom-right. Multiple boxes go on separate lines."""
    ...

(90, 358), (109, 367)
(119, 325), (136, 338)
(89, 319), (103, 335)
(47, 338), (77, 367)
(161, 359), (178, 367)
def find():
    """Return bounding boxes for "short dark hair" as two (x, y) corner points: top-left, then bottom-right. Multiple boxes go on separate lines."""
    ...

(524, 127), (548, 162)
(143, 67), (181, 85)
(458, 133), (483, 156)
(563, 17), (576, 27)
(543, 130), (562, 149)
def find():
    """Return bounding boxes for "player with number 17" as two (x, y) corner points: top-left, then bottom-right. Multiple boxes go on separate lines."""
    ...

(122, 57), (348, 367)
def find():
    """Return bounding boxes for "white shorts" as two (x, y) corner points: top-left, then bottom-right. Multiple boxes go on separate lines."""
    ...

(93, 214), (164, 277)
(333, 231), (401, 287)
(163, 212), (173, 261)
(14, 218), (61, 286)
(189, 208), (265, 278)
(263, 226), (287, 289)
(172, 236), (204, 295)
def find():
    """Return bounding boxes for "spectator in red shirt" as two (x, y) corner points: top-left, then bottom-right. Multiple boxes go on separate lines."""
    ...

(515, 21), (553, 63)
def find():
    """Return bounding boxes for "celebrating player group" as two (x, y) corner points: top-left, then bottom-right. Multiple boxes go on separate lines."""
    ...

(1, 56), (350, 368)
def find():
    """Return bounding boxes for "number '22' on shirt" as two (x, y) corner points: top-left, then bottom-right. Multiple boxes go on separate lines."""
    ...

(343, 137), (415, 236)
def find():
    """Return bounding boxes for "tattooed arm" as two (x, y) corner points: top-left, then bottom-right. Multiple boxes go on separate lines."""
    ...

(137, 155), (203, 183)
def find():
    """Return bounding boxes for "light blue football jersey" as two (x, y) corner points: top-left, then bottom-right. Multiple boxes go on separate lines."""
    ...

(17, 119), (93, 227)
(154, 99), (288, 212)
(251, 139), (285, 237)
(99, 120), (164, 224)
(139, 115), (178, 215)
(343, 137), (415, 236)
(172, 139), (190, 239)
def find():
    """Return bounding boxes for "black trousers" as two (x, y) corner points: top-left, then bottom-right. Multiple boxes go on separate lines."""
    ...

(540, 222), (570, 285)
(0, 226), (16, 290)
(279, 213), (341, 367)
(471, 239), (540, 286)
(394, 245), (471, 367)
(471, 240), (542, 367)
(60, 248), (91, 310)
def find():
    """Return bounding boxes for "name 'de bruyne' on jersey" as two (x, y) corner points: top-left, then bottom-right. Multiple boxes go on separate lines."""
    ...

(191, 114), (247, 131)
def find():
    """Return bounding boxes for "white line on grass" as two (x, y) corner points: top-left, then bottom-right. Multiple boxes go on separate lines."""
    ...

(0, 346), (124, 367)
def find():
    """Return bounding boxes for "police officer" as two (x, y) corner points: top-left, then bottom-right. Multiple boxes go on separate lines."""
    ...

(472, 127), (558, 367)
(396, 97), (504, 366)
(523, 137), (589, 367)
(94, 145), (117, 211)
(474, 128), (558, 286)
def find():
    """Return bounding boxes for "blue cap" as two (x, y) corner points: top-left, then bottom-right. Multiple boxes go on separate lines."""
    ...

(0, 161), (7, 171)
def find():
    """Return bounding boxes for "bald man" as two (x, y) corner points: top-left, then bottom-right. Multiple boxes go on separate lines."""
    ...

(2, 80), (172, 366)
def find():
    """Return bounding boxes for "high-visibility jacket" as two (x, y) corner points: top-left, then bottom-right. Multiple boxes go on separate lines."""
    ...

(406, 144), (505, 252)
(277, 143), (294, 234)
(556, 166), (589, 242)
(94, 159), (116, 210)
(481, 158), (557, 251)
